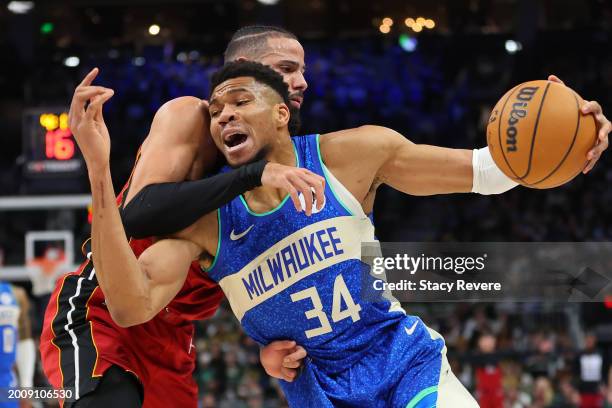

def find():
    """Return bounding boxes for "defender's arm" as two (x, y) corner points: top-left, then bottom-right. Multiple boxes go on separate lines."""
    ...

(120, 97), (324, 238)
(120, 97), (268, 238)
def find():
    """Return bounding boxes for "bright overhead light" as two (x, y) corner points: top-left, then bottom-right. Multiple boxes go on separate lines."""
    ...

(148, 24), (160, 36)
(405, 18), (415, 27)
(382, 17), (393, 26)
(63, 56), (80, 67)
(412, 24), (423, 33)
(7, 1), (34, 14)
(257, 0), (280, 4)
(379, 24), (391, 34)
(505, 39), (522, 54)
(424, 19), (435, 29)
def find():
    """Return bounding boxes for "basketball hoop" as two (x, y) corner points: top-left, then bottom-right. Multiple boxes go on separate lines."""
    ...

(27, 247), (66, 276)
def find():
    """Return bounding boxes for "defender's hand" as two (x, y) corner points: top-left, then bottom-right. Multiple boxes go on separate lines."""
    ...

(261, 163), (325, 216)
(260, 340), (307, 382)
(548, 75), (610, 174)
(68, 68), (115, 173)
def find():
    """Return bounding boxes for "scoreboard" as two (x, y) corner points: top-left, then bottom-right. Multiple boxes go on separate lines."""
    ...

(22, 108), (84, 178)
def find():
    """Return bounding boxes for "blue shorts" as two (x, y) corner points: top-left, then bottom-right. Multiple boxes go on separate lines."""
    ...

(281, 316), (445, 408)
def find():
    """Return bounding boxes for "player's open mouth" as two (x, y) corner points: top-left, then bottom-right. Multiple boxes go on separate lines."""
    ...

(224, 132), (248, 148)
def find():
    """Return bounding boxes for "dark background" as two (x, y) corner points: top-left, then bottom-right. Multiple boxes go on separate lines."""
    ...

(0, 0), (611, 406)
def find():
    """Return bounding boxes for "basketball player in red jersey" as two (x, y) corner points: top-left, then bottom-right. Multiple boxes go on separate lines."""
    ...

(40, 26), (318, 408)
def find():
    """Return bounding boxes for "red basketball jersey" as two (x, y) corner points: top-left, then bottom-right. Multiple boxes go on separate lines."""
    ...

(40, 178), (224, 408)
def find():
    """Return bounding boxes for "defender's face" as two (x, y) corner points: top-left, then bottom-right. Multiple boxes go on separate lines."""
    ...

(208, 77), (280, 166)
(258, 38), (307, 109)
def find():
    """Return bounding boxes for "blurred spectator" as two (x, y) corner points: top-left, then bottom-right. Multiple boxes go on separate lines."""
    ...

(474, 332), (504, 408)
(575, 333), (608, 408)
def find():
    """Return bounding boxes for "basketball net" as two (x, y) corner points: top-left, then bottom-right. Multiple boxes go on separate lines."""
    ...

(27, 247), (67, 296)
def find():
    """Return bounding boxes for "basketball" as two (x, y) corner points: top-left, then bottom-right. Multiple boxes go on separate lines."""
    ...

(486, 80), (597, 188)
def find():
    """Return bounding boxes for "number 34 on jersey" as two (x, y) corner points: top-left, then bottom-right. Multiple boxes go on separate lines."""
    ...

(290, 274), (362, 339)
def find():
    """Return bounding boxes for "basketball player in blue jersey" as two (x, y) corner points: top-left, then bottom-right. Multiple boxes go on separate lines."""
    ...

(71, 60), (610, 407)
(0, 282), (35, 408)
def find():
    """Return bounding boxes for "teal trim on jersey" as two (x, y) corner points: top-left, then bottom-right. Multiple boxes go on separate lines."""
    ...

(239, 141), (300, 216)
(204, 209), (222, 273)
(405, 386), (438, 408)
(315, 133), (355, 216)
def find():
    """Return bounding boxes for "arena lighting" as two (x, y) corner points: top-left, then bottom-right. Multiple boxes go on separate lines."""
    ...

(379, 24), (391, 34)
(416, 17), (426, 25)
(176, 52), (187, 62)
(404, 18), (415, 28)
(505, 39), (522, 54)
(63, 56), (80, 67)
(257, 0), (280, 5)
(7, 1), (34, 14)
(132, 57), (146, 66)
(148, 24), (160, 36)
(40, 22), (54, 35)
(424, 19), (435, 29)
(398, 34), (417, 52)
(412, 24), (423, 33)
(382, 17), (393, 26)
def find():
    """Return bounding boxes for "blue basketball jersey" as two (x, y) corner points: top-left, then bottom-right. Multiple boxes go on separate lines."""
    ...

(207, 134), (445, 407)
(0, 283), (18, 391)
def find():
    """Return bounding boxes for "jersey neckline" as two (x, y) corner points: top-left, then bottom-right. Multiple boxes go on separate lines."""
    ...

(238, 140), (300, 217)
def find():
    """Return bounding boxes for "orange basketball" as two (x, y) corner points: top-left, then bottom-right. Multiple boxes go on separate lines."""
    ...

(486, 80), (597, 188)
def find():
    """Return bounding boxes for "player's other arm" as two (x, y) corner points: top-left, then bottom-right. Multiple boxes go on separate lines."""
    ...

(68, 69), (203, 327)
(12, 286), (35, 388)
(322, 125), (517, 197)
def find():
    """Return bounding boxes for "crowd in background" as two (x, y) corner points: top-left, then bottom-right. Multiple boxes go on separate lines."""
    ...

(1, 29), (611, 408)
(193, 302), (612, 408)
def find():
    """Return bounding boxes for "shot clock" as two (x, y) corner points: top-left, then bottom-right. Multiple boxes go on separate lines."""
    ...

(22, 108), (84, 179)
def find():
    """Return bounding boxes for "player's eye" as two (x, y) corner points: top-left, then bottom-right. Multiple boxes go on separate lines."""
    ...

(279, 65), (293, 73)
(236, 99), (250, 106)
(210, 110), (220, 117)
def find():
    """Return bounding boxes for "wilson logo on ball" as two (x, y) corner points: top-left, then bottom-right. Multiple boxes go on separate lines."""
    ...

(487, 80), (596, 189)
(506, 86), (539, 152)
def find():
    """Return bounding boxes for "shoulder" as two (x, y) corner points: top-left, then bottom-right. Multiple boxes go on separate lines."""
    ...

(152, 96), (208, 131)
(319, 125), (405, 160)
(144, 96), (209, 147)
(320, 125), (403, 145)
(156, 96), (204, 116)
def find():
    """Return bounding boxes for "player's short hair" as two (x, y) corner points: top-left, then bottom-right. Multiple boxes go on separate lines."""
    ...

(209, 61), (300, 134)
(224, 25), (298, 63)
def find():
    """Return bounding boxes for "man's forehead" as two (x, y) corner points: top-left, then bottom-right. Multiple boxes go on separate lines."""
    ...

(211, 77), (258, 100)
(259, 38), (304, 63)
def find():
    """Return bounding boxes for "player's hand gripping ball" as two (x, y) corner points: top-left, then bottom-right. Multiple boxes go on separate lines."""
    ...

(487, 78), (609, 188)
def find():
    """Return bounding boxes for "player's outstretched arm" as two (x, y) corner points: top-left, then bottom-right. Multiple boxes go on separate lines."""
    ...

(69, 68), (203, 327)
(321, 125), (516, 199)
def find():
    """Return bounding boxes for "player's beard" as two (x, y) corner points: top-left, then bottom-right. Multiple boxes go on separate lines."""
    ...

(288, 105), (301, 136)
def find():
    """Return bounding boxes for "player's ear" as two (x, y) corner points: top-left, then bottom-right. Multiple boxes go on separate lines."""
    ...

(275, 103), (290, 128)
